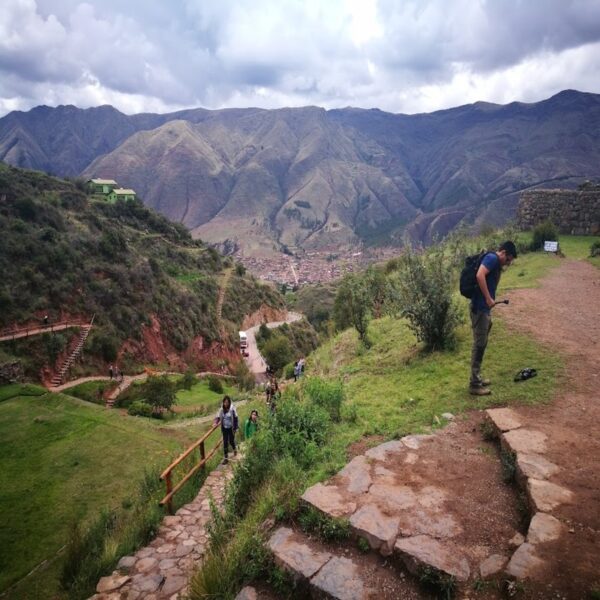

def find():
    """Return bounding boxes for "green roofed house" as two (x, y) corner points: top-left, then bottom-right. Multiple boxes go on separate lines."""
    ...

(88, 178), (117, 195)
(107, 188), (137, 203)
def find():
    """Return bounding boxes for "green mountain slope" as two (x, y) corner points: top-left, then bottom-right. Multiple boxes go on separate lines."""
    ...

(0, 163), (283, 377)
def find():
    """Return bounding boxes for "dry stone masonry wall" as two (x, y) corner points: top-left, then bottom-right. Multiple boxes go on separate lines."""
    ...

(517, 189), (600, 235)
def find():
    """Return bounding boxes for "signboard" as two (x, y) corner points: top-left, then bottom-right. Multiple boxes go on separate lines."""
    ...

(544, 241), (559, 252)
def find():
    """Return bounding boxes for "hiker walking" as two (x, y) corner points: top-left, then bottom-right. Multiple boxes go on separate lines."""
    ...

(109, 364), (114, 379)
(293, 361), (300, 382)
(469, 241), (517, 396)
(43, 314), (49, 327)
(245, 409), (259, 440)
(214, 396), (238, 464)
(265, 379), (272, 404)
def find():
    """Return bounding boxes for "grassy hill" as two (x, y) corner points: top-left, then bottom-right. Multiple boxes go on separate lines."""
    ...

(0, 162), (283, 379)
(186, 234), (600, 598)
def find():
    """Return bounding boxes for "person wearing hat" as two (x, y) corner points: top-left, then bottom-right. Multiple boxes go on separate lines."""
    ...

(469, 240), (517, 396)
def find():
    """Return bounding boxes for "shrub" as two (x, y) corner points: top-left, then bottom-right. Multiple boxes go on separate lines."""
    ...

(180, 369), (197, 391)
(388, 245), (463, 351)
(207, 375), (223, 394)
(303, 377), (345, 422)
(298, 506), (350, 542)
(261, 336), (293, 373)
(530, 220), (559, 251)
(333, 274), (371, 346)
(590, 240), (600, 257)
(233, 360), (255, 392)
(144, 375), (176, 414)
(127, 400), (154, 417)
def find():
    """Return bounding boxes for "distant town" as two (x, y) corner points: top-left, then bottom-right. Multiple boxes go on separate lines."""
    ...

(235, 246), (401, 287)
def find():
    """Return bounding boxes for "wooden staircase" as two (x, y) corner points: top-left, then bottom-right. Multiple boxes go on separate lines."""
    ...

(51, 317), (94, 387)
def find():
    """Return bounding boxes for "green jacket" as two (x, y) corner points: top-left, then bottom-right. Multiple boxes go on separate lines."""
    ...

(244, 419), (258, 439)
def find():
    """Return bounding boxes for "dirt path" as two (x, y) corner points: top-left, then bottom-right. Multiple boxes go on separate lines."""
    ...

(497, 259), (600, 597)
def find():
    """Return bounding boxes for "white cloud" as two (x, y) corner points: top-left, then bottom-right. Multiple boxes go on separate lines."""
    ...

(1, 0), (600, 117)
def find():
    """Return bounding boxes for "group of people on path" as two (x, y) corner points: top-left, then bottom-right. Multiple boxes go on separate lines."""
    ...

(214, 395), (259, 464)
(108, 364), (124, 382)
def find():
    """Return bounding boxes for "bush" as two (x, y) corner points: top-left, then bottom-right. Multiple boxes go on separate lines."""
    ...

(590, 240), (600, 257)
(261, 336), (293, 373)
(180, 369), (197, 391)
(233, 360), (255, 392)
(207, 375), (224, 394)
(333, 274), (371, 346)
(303, 377), (345, 422)
(127, 400), (154, 417)
(144, 375), (176, 414)
(388, 245), (463, 351)
(530, 220), (559, 251)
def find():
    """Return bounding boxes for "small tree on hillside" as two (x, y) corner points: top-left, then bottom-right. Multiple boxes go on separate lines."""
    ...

(333, 274), (372, 347)
(144, 375), (176, 415)
(262, 335), (293, 372)
(388, 245), (463, 351)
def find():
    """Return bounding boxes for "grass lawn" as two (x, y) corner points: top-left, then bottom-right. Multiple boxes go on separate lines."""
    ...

(64, 379), (119, 405)
(0, 391), (194, 596)
(175, 378), (237, 411)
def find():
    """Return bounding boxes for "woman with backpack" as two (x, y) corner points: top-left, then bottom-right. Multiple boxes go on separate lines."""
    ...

(214, 396), (238, 464)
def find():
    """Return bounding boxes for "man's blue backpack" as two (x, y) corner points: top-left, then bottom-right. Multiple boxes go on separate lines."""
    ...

(459, 251), (486, 298)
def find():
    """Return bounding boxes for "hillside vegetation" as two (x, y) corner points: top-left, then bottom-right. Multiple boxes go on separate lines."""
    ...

(188, 236), (578, 598)
(0, 163), (283, 377)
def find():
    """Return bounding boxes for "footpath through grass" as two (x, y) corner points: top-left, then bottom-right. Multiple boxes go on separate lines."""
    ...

(0, 391), (191, 596)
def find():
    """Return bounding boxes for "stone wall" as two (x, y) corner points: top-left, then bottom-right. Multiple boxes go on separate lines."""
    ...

(517, 189), (600, 235)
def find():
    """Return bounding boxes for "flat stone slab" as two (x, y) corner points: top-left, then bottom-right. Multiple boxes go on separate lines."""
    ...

(486, 408), (523, 432)
(310, 556), (367, 600)
(517, 453), (560, 480)
(394, 535), (470, 582)
(527, 512), (564, 544)
(401, 434), (433, 450)
(479, 554), (508, 578)
(268, 527), (331, 579)
(505, 543), (544, 579)
(368, 484), (418, 512)
(502, 429), (547, 454)
(302, 483), (357, 518)
(365, 440), (405, 461)
(96, 575), (130, 593)
(349, 504), (399, 555)
(527, 479), (574, 512)
(235, 586), (258, 600)
(338, 456), (372, 494)
(397, 508), (462, 539)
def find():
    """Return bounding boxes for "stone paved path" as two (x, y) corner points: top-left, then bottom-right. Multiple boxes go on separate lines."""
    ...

(91, 461), (235, 599)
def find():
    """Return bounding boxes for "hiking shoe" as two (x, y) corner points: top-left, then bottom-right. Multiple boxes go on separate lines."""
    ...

(222, 457), (229, 465)
(480, 378), (491, 386)
(233, 449), (238, 457)
(469, 386), (491, 396)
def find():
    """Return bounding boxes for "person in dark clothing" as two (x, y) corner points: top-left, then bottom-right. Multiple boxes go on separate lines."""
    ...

(214, 396), (238, 463)
(469, 241), (517, 396)
(109, 365), (113, 379)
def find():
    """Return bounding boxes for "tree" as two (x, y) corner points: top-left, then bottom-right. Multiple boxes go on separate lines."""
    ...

(144, 375), (176, 415)
(333, 274), (371, 347)
(261, 335), (293, 372)
(388, 246), (463, 351)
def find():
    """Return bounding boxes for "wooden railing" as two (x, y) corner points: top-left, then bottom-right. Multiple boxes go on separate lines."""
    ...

(0, 319), (89, 342)
(159, 423), (223, 514)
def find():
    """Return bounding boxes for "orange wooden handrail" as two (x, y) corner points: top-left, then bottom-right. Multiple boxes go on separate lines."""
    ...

(159, 422), (223, 513)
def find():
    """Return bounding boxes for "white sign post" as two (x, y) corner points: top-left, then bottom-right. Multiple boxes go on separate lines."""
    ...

(544, 240), (559, 253)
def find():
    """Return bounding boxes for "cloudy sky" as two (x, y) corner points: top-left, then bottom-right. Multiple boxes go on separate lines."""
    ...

(1, 0), (600, 117)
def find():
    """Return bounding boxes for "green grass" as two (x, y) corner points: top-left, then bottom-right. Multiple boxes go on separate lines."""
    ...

(63, 380), (118, 405)
(0, 391), (192, 596)
(0, 383), (46, 402)
(175, 379), (237, 410)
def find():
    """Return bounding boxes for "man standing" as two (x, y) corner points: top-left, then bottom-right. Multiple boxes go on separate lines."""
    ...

(469, 241), (517, 396)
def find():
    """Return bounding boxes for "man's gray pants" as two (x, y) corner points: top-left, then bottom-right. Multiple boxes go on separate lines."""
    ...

(470, 309), (492, 387)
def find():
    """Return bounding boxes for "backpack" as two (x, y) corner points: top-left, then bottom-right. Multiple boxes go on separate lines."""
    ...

(459, 251), (486, 298)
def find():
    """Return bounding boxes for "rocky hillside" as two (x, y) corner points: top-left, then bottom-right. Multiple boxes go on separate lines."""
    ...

(0, 163), (283, 377)
(1, 90), (600, 254)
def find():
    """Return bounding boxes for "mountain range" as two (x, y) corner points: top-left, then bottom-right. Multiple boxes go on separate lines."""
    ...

(1, 90), (599, 255)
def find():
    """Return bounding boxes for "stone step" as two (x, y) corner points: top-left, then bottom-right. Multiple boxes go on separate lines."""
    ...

(267, 526), (401, 600)
(300, 429), (523, 588)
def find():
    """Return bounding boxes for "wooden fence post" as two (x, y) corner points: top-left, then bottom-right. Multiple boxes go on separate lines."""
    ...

(165, 472), (173, 514)
(199, 441), (206, 468)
